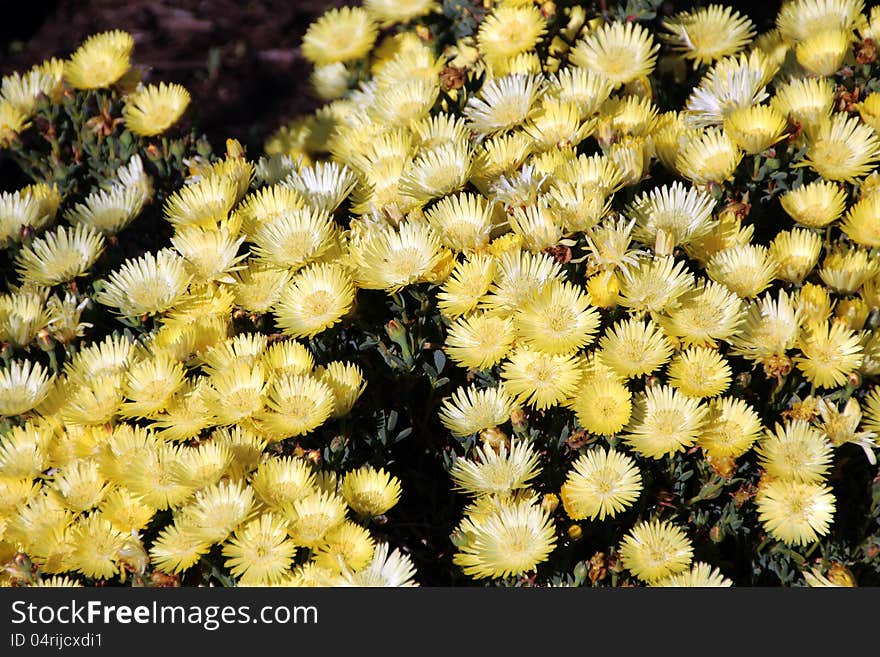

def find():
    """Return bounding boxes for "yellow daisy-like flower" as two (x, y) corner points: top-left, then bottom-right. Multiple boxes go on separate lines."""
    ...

(628, 181), (716, 256)
(68, 513), (127, 580)
(258, 373), (335, 441)
(841, 193), (880, 247)
(0, 101), (30, 147)
(450, 439), (540, 498)
(856, 92), (880, 133)
(0, 423), (47, 479)
(756, 420), (833, 484)
(341, 465), (402, 517)
(282, 490), (348, 548)
(183, 479), (256, 544)
(660, 4), (755, 66)
(250, 455), (316, 510)
(64, 30), (134, 90)
(651, 561), (733, 587)
(424, 192), (495, 253)
(350, 221), (444, 293)
(769, 228), (822, 283)
(463, 73), (545, 136)
(802, 114), (880, 183)
(148, 522), (212, 575)
(722, 104), (788, 155)
(706, 244), (778, 299)
(312, 521), (376, 573)
(15, 223), (105, 287)
(569, 375), (633, 437)
(481, 249), (563, 318)
(0, 288), (50, 348)
(95, 248), (190, 318)
(676, 127), (743, 185)
(500, 348), (582, 410)
(454, 495), (557, 580)
(336, 541), (419, 587)
(512, 280), (600, 356)
(122, 82), (190, 137)
(698, 397), (764, 459)
(728, 290), (800, 364)
(230, 263), (290, 314)
(99, 488), (156, 534)
(598, 317), (674, 380)
(164, 175), (239, 230)
(477, 5), (547, 71)
(315, 361), (367, 419)
(445, 312), (516, 371)
(560, 448), (642, 521)
(618, 255), (695, 315)
(547, 66), (614, 120)
(0, 359), (54, 417)
(756, 479), (836, 546)
(658, 280), (744, 348)
(50, 459), (110, 513)
(624, 384), (708, 459)
(272, 263), (355, 339)
(301, 7), (379, 66)
(65, 183), (147, 236)
(437, 253), (496, 318)
(222, 513), (298, 586)
(776, 0), (863, 43)
(438, 384), (515, 438)
(251, 205), (335, 271)
(364, 0), (438, 27)
(795, 28), (851, 76)
(793, 321), (864, 389)
(619, 518), (693, 583)
(570, 20), (659, 87)
(819, 247), (880, 295)
(667, 347), (732, 399)
(771, 76), (834, 137)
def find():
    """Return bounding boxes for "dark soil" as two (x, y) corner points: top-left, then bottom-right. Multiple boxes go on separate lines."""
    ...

(1, 0), (356, 155)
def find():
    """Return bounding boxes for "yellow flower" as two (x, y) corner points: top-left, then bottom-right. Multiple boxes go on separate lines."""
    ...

(500, 348), (582, 410)
(64, 30), (134, 89)
(723, 104), (788, 155)
(453, 495), (556, 580)
(301, 7), (379, 66)
(464, 73), (545, 136)
(68, 513), (127, 580)
(795, 28), (851, 76)
(619, 518), (693, 583)
(776, 0), (863, 43)
(337, 541), (418, 587)
(856, 92), (880, 132)
(570, 20), (659, 87)
(65, 183), (147, 236)
(445, 312), (516, 371)
(450, 439), (541, 498)
(349, 221), (444, 292)
(438, 253), (496, 318)
(660, 4), (755, 66)
(618, 255), (695, 315)
(477, 5), (547, 71)
(756, 479), (835, 546)
(282, 490), (348, 548)
(676, 127), (743, 185)
(624, 384), (708, 459)
(250, 455), (316, 510)
(341, 465), (402, 517)
(258, 373), (335, 441)
(818, 247), (880, 295)
(312, 521), (376, 573)
(771, 76), (834, 137)
(628, 181), (716, 255)
(658, 281), (744, 348)
(123, 82), (190, 136)
(95, 248), (191, 318)
(667, 346), (732, 398)
(547, 66), (613, 120)
(148, 522), (212, 575)
(560, 448), (642, 521)
(15, 223), (105, 287)
(651, 561), (732, 587)
(842, 193), (880, 247)
(794, 321), (864, 389)
(364, 0), (438, 27)
(315, 361), (367, 419)
(230, 262), (290, 314)
(756, 420), (833, 484)
(424, 192), (495, 253)
(769, 228), (822, 283)
(273, 263), (355, 339)
(598, 317), (673, 380)
(706, 244), (778, 299)
(801, 114), (880, 182)
(222, 513), (298, 586)
(569, 375), (632, 436)
(0, 101), (30, 147)
(698, 397), (764, 459)
(512, 279), (600, 356)
(0, 359), (54, 417)
(438, 384), (515, 437)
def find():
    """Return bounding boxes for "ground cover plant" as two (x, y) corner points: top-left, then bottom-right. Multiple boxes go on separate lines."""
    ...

(1, 0), (880, 588)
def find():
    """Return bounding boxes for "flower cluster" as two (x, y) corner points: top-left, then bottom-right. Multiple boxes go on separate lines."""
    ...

(3, 0), (880, 588)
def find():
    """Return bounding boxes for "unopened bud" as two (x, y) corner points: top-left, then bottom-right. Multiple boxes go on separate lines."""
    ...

(567, 523), (583, 541)
(541, 493), (560, 515)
